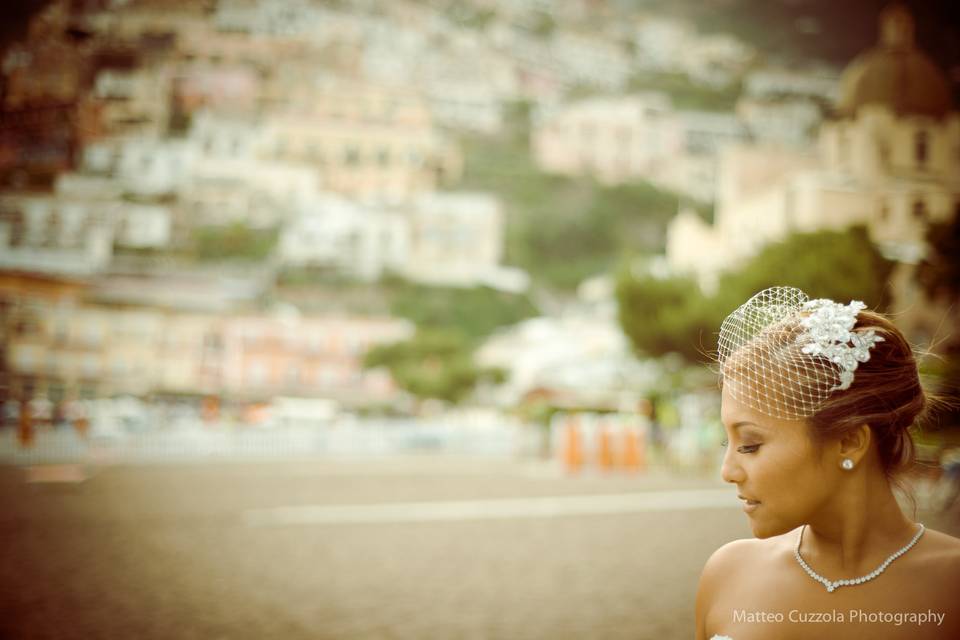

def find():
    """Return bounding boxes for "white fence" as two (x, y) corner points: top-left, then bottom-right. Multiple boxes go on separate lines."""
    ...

(0, 420), (536, 464)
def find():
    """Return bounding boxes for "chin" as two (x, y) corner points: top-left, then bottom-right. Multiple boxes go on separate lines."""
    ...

(748, 517), (794, 539)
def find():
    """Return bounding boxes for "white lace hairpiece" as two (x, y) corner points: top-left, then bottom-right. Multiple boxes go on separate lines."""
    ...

(717, 286), (885, 420)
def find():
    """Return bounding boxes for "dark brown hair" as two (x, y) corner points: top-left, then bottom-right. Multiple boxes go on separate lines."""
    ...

(808, 309), (926, 479)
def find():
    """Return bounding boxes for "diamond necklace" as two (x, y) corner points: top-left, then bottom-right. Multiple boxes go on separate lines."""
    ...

(794, 523), (925, 593)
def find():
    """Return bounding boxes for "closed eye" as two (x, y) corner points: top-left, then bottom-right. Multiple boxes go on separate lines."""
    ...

(720, 440), (760, 454)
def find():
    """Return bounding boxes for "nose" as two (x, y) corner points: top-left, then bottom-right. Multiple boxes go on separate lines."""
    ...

(720, 443), (745, 484)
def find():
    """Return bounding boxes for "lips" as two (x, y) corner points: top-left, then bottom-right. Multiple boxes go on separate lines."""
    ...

(738, 494), (761, 506)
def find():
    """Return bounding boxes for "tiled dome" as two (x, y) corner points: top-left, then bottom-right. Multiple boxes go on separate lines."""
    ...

(837, 3), (952, 118)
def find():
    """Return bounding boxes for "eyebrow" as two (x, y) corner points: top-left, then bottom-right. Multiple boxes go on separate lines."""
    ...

(732, 421), (763, 430)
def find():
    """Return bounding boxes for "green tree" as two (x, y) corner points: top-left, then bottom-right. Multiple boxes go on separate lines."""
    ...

(916, 213), (960, 429)
(916, 214), (960, 302)
(715, 225), (894, 315)
(615, 266), (716, 362)
(445, 1), (496, 30)
(363, 329), (503, 404)
(361, 280), (534, 405)
(627, 72), (742, 112)
(616, 226), (895, 362)
(388, 282), (538, 341)
(192, 223), (278, 262)
(459, 133), (683, 290)
(528, 11), (556, 38)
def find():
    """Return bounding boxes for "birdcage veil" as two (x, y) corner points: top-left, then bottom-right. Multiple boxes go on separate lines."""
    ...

(716, 286), (885, 420)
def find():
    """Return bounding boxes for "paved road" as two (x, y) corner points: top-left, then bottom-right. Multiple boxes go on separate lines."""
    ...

(1, 458), (957, 640)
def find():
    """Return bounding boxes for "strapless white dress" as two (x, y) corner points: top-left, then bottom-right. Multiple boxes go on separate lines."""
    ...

(710, 636), (733, 640)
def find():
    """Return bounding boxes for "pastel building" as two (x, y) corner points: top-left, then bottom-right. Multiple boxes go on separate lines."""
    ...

(737, 97), (824, 148)
(533, 93), (682, 184)
(533, 95), (745, 199)
(173, 64), (261, 115)
(220, 313), (414, 404)
(263, 81), (463, 203)
(0, 271), (87, 405)
(278, 192), (525, 290)
(403, 192), (525, 290)
(0, 193), (115, 276)
(1, 272), (415, 406)
(667, 5), (960, 343)
(278, 196), (409, 281)
(91, 63), (173, 138)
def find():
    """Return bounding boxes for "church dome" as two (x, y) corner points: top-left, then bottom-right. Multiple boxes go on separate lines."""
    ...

(837, 4), (953, 118)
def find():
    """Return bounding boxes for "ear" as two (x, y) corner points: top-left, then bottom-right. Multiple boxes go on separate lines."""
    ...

(837, 424), (872, 467)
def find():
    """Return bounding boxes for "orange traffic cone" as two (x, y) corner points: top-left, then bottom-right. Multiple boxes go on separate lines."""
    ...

(622, 426), (645, 472)
(597, 424), (615, 471)
(75, 416), (89, 439)
(563, 416), (583, 473)
(17, 400), (34, 449)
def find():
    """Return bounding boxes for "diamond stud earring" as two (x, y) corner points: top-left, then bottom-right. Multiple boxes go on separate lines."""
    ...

(841, 458), (854, 470)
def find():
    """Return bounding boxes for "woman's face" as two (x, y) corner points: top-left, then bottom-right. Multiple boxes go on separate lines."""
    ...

(719, 385), (837, 538)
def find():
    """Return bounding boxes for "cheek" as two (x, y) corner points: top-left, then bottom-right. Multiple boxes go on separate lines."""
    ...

(750, 456), (825, 537)
(756, 448), (824, 505)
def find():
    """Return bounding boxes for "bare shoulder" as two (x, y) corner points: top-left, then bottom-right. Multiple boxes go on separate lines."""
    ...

(919, 528), (960, 576)
(702, 537), (760, 576)
(697, 531), (795, 602)
(695, 539), (757, 639)
(921, 527), (960, 551)
(701, 530), (796, 578)
(696, 532), (796, 640)
(893, 526), (960, 600)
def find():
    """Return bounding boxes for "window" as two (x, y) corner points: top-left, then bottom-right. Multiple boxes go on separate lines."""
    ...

(344, 145), (360, 166)
(407, 148), (422, 167)
(914, 130), (928, 167)
(878, 140), (890, 167)
(51, 313), (69, 344)
(912, 199), (927, 222)
(836, 129), (847, 167)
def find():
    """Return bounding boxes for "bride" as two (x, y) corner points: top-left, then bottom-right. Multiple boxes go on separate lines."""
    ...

(695, 287), (960, 640)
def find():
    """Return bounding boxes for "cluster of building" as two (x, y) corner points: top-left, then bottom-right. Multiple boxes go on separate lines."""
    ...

(3, 0), (953, 434)
(0, 0), (543, 421)
(0, 1), (521, 288)
(529, 47), (838, 202)
(666, 5), (960, 347)
(532, 93), (748, 202)
(0, 269), (413, 424)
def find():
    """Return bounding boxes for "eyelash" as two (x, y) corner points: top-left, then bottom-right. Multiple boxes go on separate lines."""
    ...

(720, 440), (761, 454)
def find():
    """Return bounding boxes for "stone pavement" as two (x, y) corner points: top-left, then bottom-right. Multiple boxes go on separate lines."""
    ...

(1, 457), (957, 640)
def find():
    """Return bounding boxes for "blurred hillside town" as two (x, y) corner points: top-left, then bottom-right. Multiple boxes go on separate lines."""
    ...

(1, 0), (958, 464)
